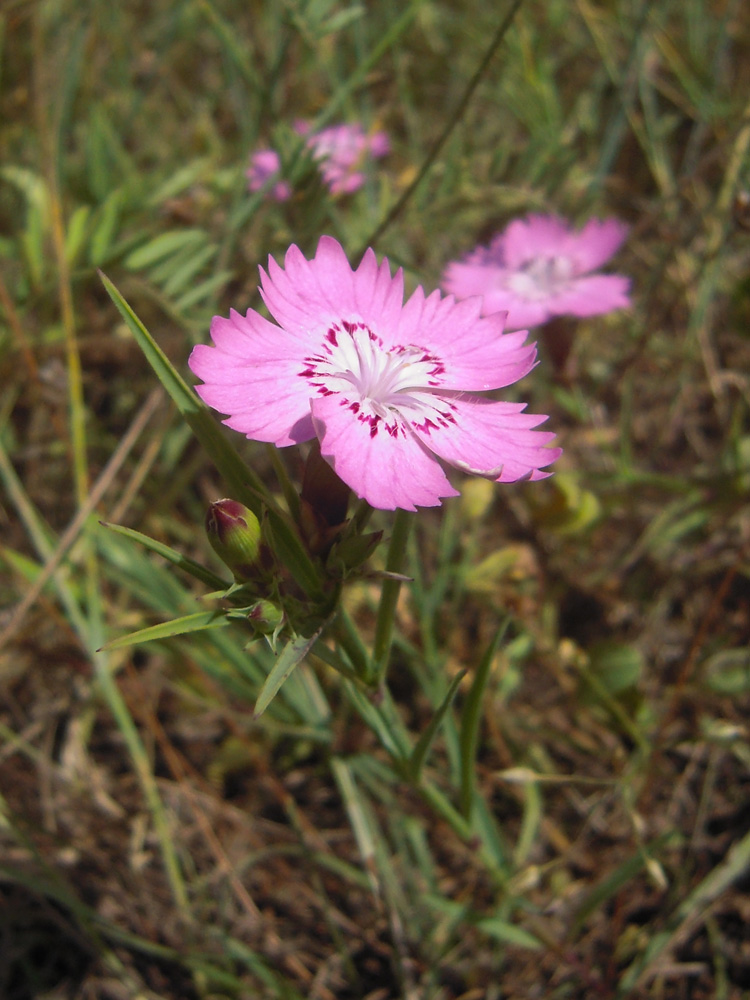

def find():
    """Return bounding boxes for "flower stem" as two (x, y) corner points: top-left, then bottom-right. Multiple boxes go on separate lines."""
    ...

(363, 0), (524, 251)
(372, 508), (414, 682)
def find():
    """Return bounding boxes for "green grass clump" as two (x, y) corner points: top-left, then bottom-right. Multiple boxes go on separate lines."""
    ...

(1, 0), (750, 996)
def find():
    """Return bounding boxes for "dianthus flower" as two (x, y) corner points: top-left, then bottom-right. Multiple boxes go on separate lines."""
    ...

(442, 214), (631, 329)
(246, 121), (389, 201)
(245, 149), (292, 202)
(189, 237), (560, 511)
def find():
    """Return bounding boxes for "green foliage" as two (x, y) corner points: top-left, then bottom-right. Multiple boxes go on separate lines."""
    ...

(2, 0), (749, 996)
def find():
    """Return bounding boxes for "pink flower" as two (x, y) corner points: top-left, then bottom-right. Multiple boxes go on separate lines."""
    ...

(246, 121), (389, 201)
(246, 149), (293, 202)
(297, 121), (390, 195)
(190, 238), (559, 511)
(442, 214), (631, 329)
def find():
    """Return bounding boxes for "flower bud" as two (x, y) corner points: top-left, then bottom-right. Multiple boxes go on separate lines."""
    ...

(246, 599), (284, 635)
(205, 499), (261, 581)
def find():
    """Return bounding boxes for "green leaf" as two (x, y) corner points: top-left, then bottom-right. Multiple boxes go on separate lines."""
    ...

(254, 626), (324, 717)
(99, 273), (265, 511)
(587, 640), (643, 694)
(98, 610), (230, 652)
(173, 269), (233, 312)
(160, 243), (218, 297)
(408, 669), (466, 781)
(99, 521), (230, 591)
(124, 228), (207, 270)
(146, 158), (214, 206)
(89, 188), (125, 266)
(459, 619), (510, 818)
(572, 831), (680, 937)
(703, 648), (750, 695)
(99, 275), (325, 599)
(474, 917), (542, 949)
(64, 204), (91, 266)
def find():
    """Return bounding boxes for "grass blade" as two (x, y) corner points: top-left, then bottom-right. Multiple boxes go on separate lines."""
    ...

(99, 274), (325, 599)
(99, 610), (231, 652)
(100, 520), (230, 591)
(254, 626), (325, 717)
(459, 619), (510, 819)
(407, 669), (466, 782)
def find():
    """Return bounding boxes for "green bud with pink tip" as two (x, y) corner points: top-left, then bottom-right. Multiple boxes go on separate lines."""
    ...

(205, 499), (262, 581)
(246, 599), (284, 636)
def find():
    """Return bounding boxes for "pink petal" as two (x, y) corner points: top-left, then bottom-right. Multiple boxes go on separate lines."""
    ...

(246, 149), (292, 202)
(500, 215), (571, 269)
(261, 237), (405, 343)
(311, 394), (458, 510)
(565, 218), (628, 273)
(326, 169), (366, 194)
(398, 292), (537, 390)
(190, 345), (314, 446)
(352, 249), (405, 336)
(260, 241), (354, 335)
(411, 397), (561, 483)
(188, 311), (315, 447)
(205, 309), (310, 361)
(368, 131), (390, 158)
(550, 275), (631, 317)
(441, 260), (504, 302)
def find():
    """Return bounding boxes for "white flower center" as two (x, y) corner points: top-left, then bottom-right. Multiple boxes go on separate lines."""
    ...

(301, 320), (455, 438)
(506, 254), (574, 301)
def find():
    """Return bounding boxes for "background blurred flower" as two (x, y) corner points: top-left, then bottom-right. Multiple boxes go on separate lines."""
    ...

(442, 214), (631, 329)
(190, 237), (560, 511)
(246, 148), (293, 201)
(246, 121), (389, 201)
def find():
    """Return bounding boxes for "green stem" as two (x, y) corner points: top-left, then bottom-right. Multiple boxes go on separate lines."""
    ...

(372, 509), (414, 682)
(362, 0), (524, 252)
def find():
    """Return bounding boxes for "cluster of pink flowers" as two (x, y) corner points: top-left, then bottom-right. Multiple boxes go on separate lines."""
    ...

(193, 128), (632, 511)
(247, 121), (389, 201)
(190, 237), (561, 510)
(442, 214), (630, 329)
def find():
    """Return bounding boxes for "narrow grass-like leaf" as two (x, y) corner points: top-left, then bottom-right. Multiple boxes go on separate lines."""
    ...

(89, 188), (125, 266)
(100, 273), (265, 507)
(161, 243), (218, 297)
(372, 508), (413, 680)
(100, 275), (324, 598)
(469, 787), (509, 873)
(331, 758), (377, 872)
(617, 825), (750, 995)
(100, 521), (230, 591)
(254, 626), (325, 717)
(343, 681), (411, 761)
(64, 203), (90, 265)
(572, 830), (680, 935)
(407, 669), (466, 782)
(474, 916), (542, 949)
(146, 157), (215, 207)
(513, 780), (543, 869)
(99, 610), (230, 651)
(173, 269), (233, 311)
(0, 428), (189, 912)
(197, 0), (261, 89)
(459, 618), (510, 818)
(124, 228), (207, 270)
